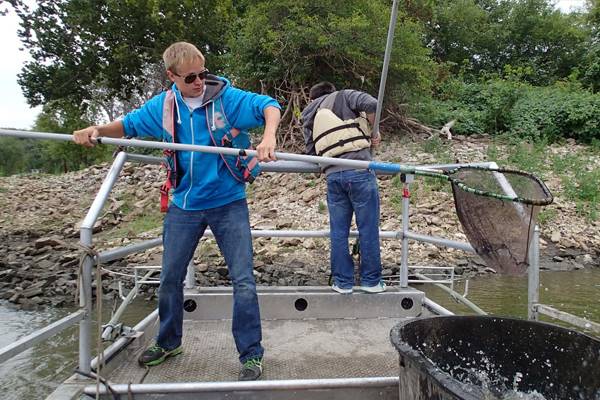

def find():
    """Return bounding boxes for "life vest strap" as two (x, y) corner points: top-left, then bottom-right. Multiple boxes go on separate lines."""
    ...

(313, 122), (361, 145)
(317, 135), (371, 156)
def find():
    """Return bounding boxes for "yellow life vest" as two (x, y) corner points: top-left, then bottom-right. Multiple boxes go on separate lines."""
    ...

(312, 93), (371, 157)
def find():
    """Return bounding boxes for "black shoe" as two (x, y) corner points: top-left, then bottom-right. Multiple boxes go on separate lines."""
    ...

(238, 357), (263, 381)
(138, 344), (182, 366)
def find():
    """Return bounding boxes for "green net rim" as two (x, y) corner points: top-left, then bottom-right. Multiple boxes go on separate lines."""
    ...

(444, 166), (554, 206)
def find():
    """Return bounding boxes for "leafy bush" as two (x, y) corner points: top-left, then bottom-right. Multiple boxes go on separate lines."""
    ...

(508, 85), (600, 142)
(413, 78), (600, 143)
(412, 78), (522, 135)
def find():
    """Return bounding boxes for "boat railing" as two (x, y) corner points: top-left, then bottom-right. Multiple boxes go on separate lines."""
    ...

(527, 227), (600, 334)
(0, 149), (547, 378)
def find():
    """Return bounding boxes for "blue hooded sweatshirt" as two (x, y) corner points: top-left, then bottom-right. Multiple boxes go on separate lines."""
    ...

(122, 76), (281, 211)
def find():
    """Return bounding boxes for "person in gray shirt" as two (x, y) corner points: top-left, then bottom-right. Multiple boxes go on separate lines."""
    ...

(301, 81), (385, 294)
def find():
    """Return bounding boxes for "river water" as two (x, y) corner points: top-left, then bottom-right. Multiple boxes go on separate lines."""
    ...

(1, 269), (599, 399)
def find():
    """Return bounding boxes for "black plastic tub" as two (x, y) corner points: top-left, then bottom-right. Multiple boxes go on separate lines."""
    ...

(390, 316), (600, 400)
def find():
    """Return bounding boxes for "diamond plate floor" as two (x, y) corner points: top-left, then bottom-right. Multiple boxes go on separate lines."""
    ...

(106, 317), (405, 384)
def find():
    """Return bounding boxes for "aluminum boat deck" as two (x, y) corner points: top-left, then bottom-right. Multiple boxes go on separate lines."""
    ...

(48, 285), (430, 399)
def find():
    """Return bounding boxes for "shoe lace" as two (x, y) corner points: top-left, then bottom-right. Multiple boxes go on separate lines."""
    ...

(148, 344), (163, 353)
(243, 357), (262, 369)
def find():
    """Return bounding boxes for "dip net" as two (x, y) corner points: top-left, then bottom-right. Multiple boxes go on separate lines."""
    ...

(445, 167), (553, 275)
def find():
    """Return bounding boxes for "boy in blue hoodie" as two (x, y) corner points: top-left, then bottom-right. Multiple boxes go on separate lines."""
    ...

(74, 42), (281, 380)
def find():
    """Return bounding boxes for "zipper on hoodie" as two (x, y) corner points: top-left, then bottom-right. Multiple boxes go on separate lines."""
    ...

(182, 106), (195, 209)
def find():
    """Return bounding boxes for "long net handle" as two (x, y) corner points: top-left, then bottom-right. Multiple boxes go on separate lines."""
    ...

(0, 129), (552, 205)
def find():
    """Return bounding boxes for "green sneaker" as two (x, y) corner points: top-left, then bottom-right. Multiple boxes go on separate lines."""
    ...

(138, 344), (182, 366)
(238, 357), (263, 381)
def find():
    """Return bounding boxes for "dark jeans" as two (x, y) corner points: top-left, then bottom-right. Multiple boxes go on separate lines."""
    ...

(326, 169), (382, 289)
(156, 199), (263, 363)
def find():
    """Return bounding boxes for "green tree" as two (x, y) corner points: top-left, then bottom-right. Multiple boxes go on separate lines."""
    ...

(414, 0), (590, 85)
(0, 137), (28, 176)
(226, 0), (435, 147)
(580, 0), (600, 92)
(409, 0), (489, 69)
(33, 101), (112, 173)
(11, 0), (235, 110)
(493, 0), (588, 84)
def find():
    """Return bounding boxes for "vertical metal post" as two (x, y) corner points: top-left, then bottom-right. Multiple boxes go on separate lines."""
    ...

(79, 227), (94, 374)
(527, 225), (540, 321)
(185, 260), (195, 289)
(373, 0), (400, 136)
(78, 152), (127, 374)
(400, 174), (414, 288)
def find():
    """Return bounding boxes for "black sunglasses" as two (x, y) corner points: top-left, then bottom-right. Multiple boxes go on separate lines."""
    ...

(173, 69), (209, 84)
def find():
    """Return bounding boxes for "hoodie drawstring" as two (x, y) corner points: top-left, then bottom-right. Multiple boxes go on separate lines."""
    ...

(175, 94), (182, 124)
(211, 102), (216, 131)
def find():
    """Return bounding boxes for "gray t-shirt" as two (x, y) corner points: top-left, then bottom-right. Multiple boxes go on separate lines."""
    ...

(301, 89), (378, 175)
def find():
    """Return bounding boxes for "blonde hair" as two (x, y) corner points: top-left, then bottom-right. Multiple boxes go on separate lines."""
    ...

(162, 42), (205, 73)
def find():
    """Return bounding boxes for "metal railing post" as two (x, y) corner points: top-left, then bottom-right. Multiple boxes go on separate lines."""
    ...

(79, 227), (94, 375)
(185, 260), (196, 289)
(79, 151), (128, 374)
(400, 174), (414, 288)
(528, 225), (540, 321)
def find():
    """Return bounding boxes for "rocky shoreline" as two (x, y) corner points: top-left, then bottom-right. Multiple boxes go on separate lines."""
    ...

(1, 135), (598, 309)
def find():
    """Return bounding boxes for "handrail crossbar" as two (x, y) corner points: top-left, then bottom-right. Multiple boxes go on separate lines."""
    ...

(534, 304), (600, 335)
(526, 226), (600, 335)
(0, 310), (85, 364)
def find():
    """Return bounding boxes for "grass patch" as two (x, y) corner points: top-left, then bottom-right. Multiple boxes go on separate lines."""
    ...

(564, 167), (600, 221)
(551, 152), (600, 221)
(390, 171), (451, 214)
(421, 175), (450, 193)
(537, 208), (558, 227)
(590, 138), (600, 154)
(551, 153), (586, 176)
(245, 183), (255, 200)
(486, 142), (500, 161)
(504, 138), (549, 174)
(390, 175), (404, 213)
(110, 212), (164, 239)
(318, 200), (327, 214)
(420, 137), (454, 164)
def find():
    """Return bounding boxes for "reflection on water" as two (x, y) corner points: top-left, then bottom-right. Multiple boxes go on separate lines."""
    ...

(0, 269), (598, 399)
(0, 298), (156, 400)
(0, 304), (78, 400)
(422, 268), (600, 327)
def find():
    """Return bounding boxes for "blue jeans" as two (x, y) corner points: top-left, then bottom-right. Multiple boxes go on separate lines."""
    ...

(157, 199), (263, 363)
(326, 169), (382, 289)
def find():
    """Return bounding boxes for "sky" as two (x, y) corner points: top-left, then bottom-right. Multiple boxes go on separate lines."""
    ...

(0, 0), (589, 130)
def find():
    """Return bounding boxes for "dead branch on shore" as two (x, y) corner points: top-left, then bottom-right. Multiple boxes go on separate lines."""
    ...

(270, 88), (456, 152)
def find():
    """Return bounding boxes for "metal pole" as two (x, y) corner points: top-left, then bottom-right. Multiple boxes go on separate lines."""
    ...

(403, 231), (475, 253)
(0, 310), (85, 364)
(78, 151), (128, 373)
(0, 129), (421, 175)
(400, 175), (413, 287)
(126, 153), (494, 175)
(536, 304), (600, 334)
(414, 273), (486, 315)
(1, 131), (508, 186)
(373, 0), (400, 136)
(528, 225), (540, 321)
(185, 260), (195, 289)
(81, 151), (128, 229)
(79, 227), (93, 375)
(84, 376), (399, 396)
(101, 270), (154, 341)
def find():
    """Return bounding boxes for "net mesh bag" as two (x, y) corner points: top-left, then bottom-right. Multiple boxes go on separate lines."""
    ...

(448, 167), (553, 275)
